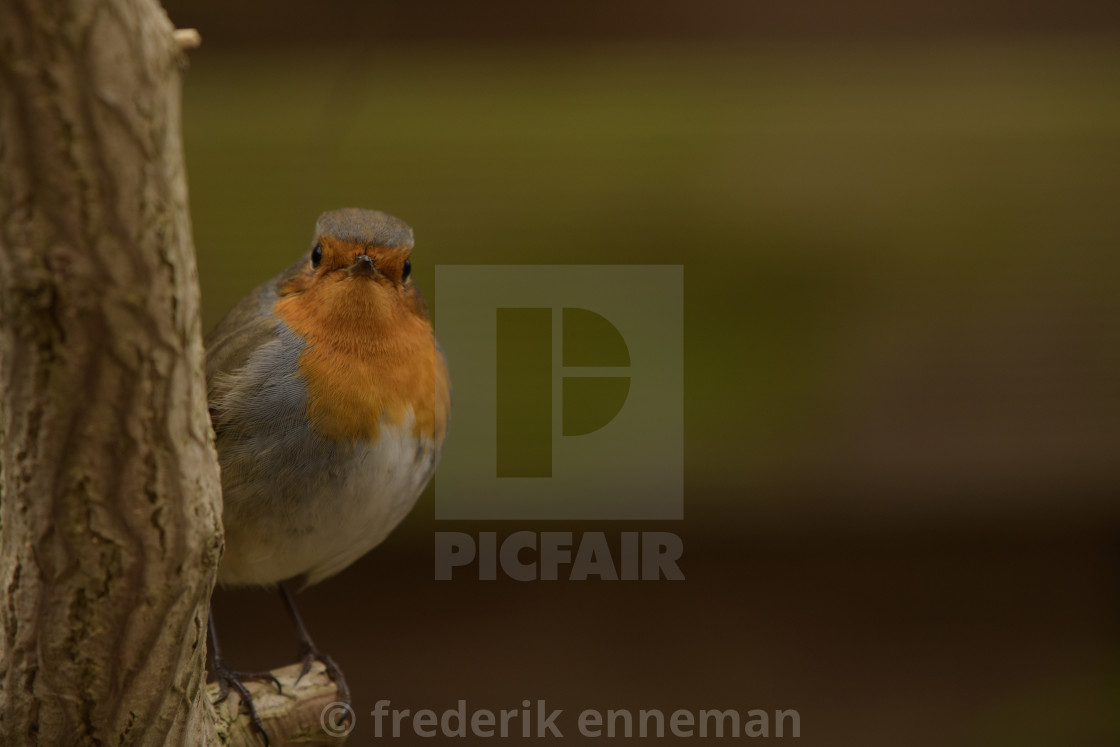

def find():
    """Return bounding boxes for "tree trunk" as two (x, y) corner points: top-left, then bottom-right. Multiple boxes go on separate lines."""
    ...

(0, 2), (345, 745)
(0, 0), (223, 743)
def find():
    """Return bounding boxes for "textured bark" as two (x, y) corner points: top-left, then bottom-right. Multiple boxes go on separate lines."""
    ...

(0, 3), (350, 744)
(0, 0), (224, 744)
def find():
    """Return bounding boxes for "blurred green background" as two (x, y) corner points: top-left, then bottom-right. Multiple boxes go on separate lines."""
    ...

(168, 1), (1120, 744)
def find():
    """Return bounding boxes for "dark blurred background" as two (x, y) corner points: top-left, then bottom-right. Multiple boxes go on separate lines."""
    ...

(165, 1), (1120, 744)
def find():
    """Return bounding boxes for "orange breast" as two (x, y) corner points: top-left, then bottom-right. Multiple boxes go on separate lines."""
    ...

(273, 272), (450, 444)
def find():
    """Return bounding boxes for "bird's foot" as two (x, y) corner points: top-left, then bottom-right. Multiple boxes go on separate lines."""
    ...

(211, 661), (282, 746)
(296, 644), (351, 704)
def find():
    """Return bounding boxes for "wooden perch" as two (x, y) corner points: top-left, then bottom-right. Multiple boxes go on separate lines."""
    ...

(208, 663), (353, 745)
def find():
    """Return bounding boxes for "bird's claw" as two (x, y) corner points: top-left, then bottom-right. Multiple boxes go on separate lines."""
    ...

(212, 664), (282, 745)
(296, 646), (351, 704)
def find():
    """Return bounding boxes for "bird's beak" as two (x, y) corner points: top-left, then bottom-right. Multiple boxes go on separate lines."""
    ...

(347, 255), (380, 278)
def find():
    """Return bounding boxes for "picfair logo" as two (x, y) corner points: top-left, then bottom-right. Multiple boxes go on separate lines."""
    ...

(496, 306), (632, 478)
(435, 265), (682, 520)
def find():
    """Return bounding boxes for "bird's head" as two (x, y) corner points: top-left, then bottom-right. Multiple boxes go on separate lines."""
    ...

(277, 208), (430, 341)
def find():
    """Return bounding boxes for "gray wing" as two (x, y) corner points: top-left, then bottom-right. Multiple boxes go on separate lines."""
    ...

(205, 258), (323, 487)
(205, 257), (307, 386)
(205, 257), (338, 521)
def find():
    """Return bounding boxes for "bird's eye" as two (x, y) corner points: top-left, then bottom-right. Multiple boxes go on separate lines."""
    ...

(311, 243), (322, 268)
(402, 258), (411, 281)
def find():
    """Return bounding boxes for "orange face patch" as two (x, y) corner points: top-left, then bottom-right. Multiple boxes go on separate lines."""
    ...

(274, 238), (450, 444)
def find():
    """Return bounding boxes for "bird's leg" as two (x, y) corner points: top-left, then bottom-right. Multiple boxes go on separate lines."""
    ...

(208, 607), (282, 746)
(278, 581), (351, 703)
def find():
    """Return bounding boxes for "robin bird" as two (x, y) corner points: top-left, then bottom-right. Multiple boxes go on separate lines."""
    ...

(204, 208), (450, 741)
